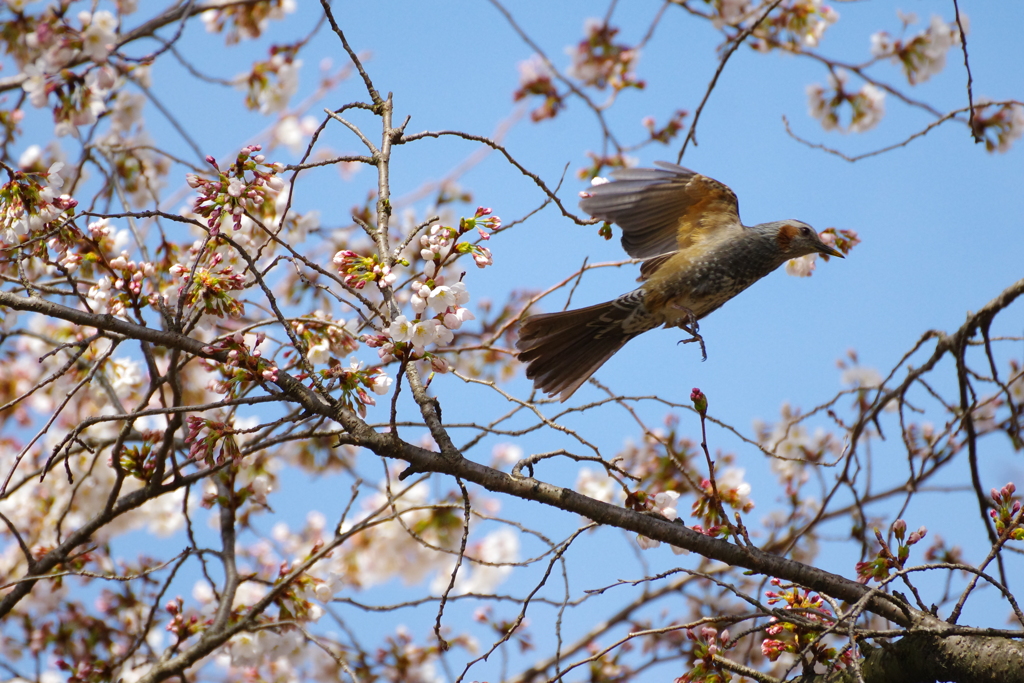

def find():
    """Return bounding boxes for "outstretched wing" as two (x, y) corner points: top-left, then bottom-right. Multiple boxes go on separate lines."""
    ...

(579, 162), (743, 263)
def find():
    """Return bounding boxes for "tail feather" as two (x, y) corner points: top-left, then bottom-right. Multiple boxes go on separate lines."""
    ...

(517, 298), (638, 401)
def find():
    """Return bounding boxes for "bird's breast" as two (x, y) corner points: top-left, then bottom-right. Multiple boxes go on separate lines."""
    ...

(641, 238), (778, 322)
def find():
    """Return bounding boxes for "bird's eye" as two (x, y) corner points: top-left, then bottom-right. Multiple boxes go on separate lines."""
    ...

(800, 226), (812, 236)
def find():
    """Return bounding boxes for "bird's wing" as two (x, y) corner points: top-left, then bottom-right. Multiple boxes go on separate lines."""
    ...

(636, 252), (674, 282)
(579, 161), (742, 260)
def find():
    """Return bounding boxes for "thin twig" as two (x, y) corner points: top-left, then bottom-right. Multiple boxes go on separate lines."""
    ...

(952, 0), (981, 143)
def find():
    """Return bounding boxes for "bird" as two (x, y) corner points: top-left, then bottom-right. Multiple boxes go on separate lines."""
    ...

(517, 161), (844, 402)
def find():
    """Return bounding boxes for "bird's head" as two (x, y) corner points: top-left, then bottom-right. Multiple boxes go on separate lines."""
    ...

(768, 220), (844, 259)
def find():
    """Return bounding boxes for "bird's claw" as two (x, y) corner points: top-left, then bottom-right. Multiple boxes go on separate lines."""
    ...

(677, 327), (708, 361)
(672, 306), (707, 361)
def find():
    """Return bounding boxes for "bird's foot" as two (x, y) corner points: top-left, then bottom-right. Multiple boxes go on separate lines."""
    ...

(677, 326), (707, 361)
(672, 307), (707, 361)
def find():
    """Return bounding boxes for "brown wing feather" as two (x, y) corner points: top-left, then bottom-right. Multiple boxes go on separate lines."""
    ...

(636, 253), (674, 282)
(579, 162), (743, 261)
(670, 173), (742, 251)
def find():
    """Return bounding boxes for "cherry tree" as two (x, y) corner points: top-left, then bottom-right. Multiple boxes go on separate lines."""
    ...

(0, 2), (1022, 682)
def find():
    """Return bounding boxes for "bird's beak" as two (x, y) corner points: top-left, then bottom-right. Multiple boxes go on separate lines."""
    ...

(819, 244), (844, 259)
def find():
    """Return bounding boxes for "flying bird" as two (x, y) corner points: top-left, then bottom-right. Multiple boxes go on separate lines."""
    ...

(517, 162), (843, 401)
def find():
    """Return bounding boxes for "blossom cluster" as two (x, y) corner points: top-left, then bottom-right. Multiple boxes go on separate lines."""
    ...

(786, 227), (860, 277)
(693, 468), (754, 525)
(170, 252), (248, 319)
(164, 597), (207, 646)
(870, 14), (961, 85)
(383, 279), (472, 365)
(12, 3), (166, 202)
(86, 265), (157, 317)
(65, 218), (153, 315)
(201, 0), (296, 43)
(228, 627), (306, 670)
(566, 19), (644, 92)
(359, 208), (499, 368)
(617, 408), (754, 551)
(270, 113), (321, 153)
(296, 313), (360, 366)
(514, 55), (566, 122)
(185, 415), (243, 467)
(642, 109), (689, 145)
(989, 482), (1024, 542)
(118, 437), (159, 481)
(575, 467), (624, 505)
(187, 145), (286, 235)
(201, 331), (281, 394)
(760, 579), (853, 669)
(749, 0), (839, 51)
(332, 249), (398, 289)
(17, 10), (121, 136)
(633, 490), (689, 554)
(238, 45), (302, 114)
(855, 518), (927, 583)
(806, 69), (885, 133)
(422, 206), (501, 274)
(675, 626), (731, 683)
(245, 482), (519, 628)
(0, 162), (76, 245)
(970, 101), (1024, 154)
(316, 358), (394, 417)
(515, 17), (647, 122)
(100, 89), (172, 209)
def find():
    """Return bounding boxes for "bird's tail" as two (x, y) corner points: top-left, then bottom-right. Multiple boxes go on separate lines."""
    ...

(517, 294), (643, 401)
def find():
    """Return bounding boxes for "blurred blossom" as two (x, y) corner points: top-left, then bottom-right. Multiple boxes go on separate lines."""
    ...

(576, 467), (620, 504)
(444, 528), (520, 595)
(653, 490), (680, 520)
(972, 100), (1024, 153)
(871, 15), (962, 85)
(371, 373), (393, 395)
(79, 10), (118, 62)
(306, 337), (331, 365)
(842, 366), (882, 389)
(786, 254), (817, 277)
(491, 443), (524, 468)
(272, 114), (319, 152)
(108, 357), (143, 393)
(636, 534), (661, 550)
(712, 0), (753, 29)
(806, 69), (885, 133)
(717, 467), (754, 511)
(850, 84), (885, 132)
